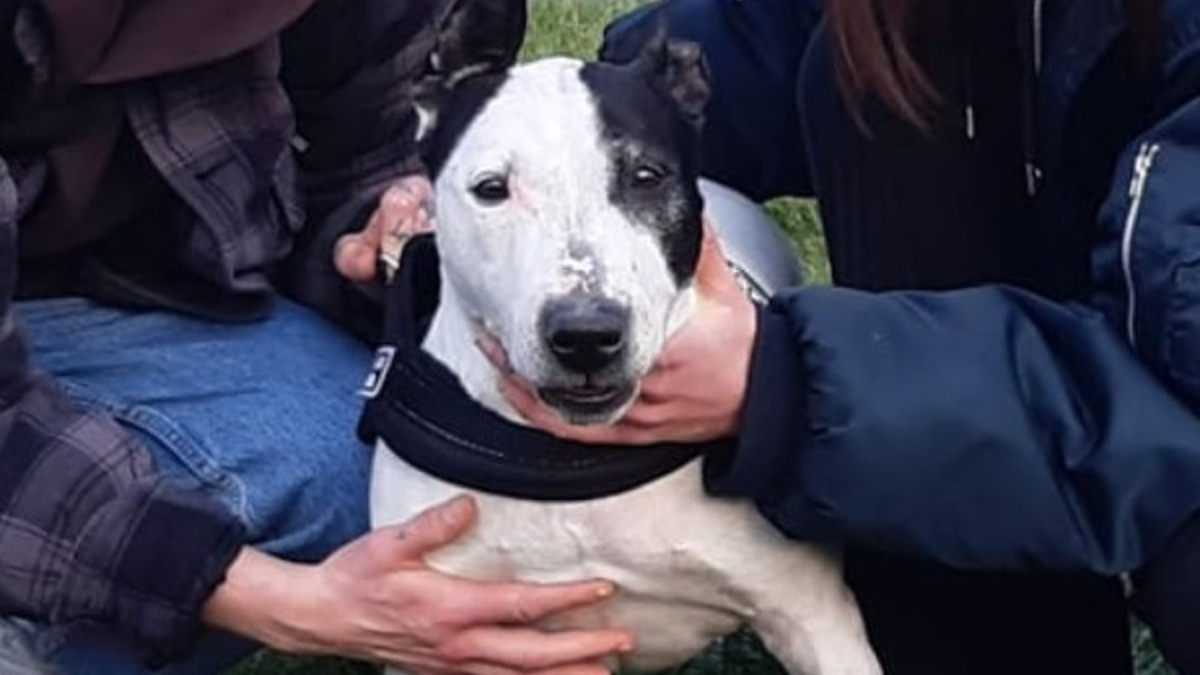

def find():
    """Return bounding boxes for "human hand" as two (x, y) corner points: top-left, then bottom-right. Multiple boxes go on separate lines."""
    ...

(204, 496), (632, 675)
(334, 175), (436, 282)
(481, 219), (758, 445)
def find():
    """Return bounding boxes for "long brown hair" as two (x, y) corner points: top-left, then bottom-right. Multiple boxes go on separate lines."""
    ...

(827, 0), (1166, 129)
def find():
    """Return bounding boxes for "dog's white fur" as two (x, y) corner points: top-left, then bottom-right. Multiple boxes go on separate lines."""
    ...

(372, 59), (881, 675)
(423, 60), (694, 422)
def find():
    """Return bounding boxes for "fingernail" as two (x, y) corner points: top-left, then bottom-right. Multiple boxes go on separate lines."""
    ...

(618, 641), (635, 653)
(443, 494), (474, 522)
(595, 583), (615, 598)
(384, 186), (412, 208)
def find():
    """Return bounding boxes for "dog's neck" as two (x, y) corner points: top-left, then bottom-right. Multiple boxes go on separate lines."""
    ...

(421, 282), (524, 423)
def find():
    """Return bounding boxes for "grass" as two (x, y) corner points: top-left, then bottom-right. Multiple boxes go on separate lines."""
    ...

(226, 1), (1172, 674)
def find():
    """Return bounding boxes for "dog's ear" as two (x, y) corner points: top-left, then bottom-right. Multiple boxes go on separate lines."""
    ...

(648, 38), (710, 128)
(597, 10), (710, 128)
(430, 0), (527, 86)
(414, 0), (527, 141)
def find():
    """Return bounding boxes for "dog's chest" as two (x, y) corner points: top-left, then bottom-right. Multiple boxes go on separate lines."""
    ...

(371, 450), (761, 669)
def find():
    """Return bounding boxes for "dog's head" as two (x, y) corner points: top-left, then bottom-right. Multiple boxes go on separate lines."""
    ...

(418, 0), (710, 425)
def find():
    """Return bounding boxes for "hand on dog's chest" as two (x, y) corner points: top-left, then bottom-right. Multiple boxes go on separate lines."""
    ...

(401, 473), (753, 671)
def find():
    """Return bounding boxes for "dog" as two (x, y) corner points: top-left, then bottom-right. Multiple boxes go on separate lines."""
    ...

(367, 1), (880, 673)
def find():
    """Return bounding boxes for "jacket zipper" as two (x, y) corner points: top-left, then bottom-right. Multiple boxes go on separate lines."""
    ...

(1121, 142), (1161, 349)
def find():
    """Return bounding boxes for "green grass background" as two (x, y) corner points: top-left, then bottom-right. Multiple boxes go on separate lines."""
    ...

(225, 1), (1171, 673)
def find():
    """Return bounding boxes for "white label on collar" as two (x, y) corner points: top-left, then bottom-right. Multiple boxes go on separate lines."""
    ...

(359, 346), (396, 399)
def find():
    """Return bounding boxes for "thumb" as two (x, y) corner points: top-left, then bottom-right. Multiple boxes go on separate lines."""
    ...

(385, 494), (479, 561)
(695, 217), (740, 297)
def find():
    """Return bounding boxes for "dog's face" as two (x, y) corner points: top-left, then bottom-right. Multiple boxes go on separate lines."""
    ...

(418, 1), (710, 425)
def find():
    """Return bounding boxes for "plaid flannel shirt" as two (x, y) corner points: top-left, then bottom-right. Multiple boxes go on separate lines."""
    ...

(0, 0), (445, 660)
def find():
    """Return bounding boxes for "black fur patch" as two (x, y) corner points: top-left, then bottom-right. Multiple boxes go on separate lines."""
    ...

(419, 72), (509, 178)
(579, 61), (704, 285)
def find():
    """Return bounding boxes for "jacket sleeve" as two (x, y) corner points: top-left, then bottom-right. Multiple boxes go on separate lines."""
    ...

(707, 288), (1200, 574)
(280, 0), (449, 341)
(0, 166), (245, 661)
(706, 19), (1200, 576)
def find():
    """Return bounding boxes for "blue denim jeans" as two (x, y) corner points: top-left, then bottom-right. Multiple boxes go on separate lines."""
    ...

(10, 297), (374, 675)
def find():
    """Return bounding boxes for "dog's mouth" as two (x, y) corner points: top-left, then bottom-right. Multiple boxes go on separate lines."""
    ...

(537, 381), (636, 424)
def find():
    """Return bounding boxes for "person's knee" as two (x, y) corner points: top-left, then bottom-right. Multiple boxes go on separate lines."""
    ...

(1136, 514), (1200, 674)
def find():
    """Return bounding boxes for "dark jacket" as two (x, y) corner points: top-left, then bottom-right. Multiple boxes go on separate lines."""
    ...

(705, 0), (1200, 575)
(0, 0), (444, 659)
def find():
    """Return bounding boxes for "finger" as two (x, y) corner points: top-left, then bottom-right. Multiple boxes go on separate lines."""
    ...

(617, 401), (672, 429)
(529, 661), (615, 675)
(466, 661), (613, 675)
(335, 231), (382, 281)
(378, 653), (518, 675)
(383, 495), (479, 559)
(492, 376), (560, 428)
(440, 627), (632, 670)
(413, 207), (436, 233)
(377, 176), (433, 234)
(377, 183), (423, 227)
(631, 365), (679, 401)
(475, 333), (513, 375)
(335, 205), (389, 281)
(398, 174), (434, 205)
(334, 176), (432, 282)
(455, 577), (617, 625)
(404, 659), (612, 675)
(483, 351), (653, 444)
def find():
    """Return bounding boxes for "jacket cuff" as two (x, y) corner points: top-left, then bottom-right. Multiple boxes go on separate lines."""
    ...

(703, 303), (807, 502)
(75, 482), (247, 665)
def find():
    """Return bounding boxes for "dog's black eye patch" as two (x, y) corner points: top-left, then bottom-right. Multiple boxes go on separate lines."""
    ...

(470, 174), (511, 204)
(579, 60), (704, 286)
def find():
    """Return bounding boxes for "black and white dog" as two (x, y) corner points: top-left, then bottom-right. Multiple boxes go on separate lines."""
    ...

(366, 1), (879, 673)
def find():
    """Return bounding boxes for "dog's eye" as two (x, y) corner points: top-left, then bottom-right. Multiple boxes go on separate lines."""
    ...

(470, 175), (510, 204)
(632, 164), (666, 189)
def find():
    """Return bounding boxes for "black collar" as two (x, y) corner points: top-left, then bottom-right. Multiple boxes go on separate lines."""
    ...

(357, 235), (718, 501)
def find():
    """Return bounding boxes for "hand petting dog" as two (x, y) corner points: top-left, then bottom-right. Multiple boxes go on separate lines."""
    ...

(481, 220), (759, 446)
(204, 496), (631, 675)
(335, 174), (436, 283)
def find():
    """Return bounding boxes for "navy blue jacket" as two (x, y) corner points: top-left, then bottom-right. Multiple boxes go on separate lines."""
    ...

(692, 0), (1200, 575)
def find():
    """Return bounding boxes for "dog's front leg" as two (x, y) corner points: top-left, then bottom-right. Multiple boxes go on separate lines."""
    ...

(741, 547), (881, 675)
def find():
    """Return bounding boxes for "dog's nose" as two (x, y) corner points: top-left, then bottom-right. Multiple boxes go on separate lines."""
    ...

(539, 296), (629, 374)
